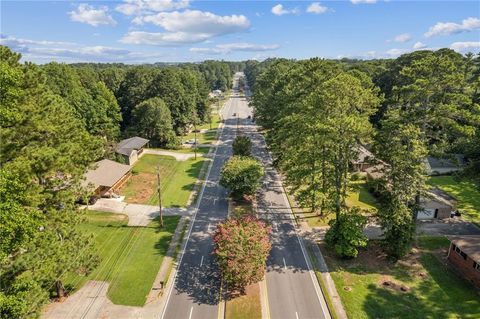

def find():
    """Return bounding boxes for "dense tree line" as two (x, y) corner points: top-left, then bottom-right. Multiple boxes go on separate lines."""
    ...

(0, 46), (235, 317)
(250, 50), (480, 259)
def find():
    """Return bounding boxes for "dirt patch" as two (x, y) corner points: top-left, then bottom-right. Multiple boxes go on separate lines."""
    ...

(119, 172), (156, 204)
(379, 276), (410, 293)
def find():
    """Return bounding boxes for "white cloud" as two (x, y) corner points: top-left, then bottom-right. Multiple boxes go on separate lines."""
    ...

(116, 0), (190, 16)
(190, 42), (280, 55)
(450, 41), (480, 52)
(68, 4), (116, 27)
(271, 4), (298, 16)
(1, 35), (168, 63)
(425, 17), (480, 37)
(122, 10), (250, 45)
(392, 33), (411, 43)
(307, 2), (328, 14)
(413, 41), (426, 49)
(350, 0), (377, 4)
(121, 31), (210, 45)
(386, 48), (409, 57)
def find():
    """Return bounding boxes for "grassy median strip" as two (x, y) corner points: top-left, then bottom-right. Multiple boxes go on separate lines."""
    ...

(120, 154), (206, 207)
(225, 283), (262, 319)
(64, 211), (180, 306)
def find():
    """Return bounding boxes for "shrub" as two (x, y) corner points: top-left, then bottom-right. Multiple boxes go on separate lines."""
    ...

(213, 215), (271, 293)
(220, 156), (264, 200)
(325, 208), (368, 258)
(232, 135), (252, 156)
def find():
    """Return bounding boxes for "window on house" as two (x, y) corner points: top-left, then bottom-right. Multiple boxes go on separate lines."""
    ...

(474, 262), (480, 272)
(454, 246), (467, 260)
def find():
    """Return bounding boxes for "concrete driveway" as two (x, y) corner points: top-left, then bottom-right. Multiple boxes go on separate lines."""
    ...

(417, 218), (480, 236)
(88, 198), (191, 226)
(142, 149), (200, 161)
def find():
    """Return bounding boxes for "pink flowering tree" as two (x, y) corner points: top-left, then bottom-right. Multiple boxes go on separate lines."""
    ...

(213, 215), (272, 293)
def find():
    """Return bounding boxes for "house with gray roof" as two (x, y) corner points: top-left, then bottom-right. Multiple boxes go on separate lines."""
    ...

(116, 136), (149, 165)
(424, 154), (466, 175)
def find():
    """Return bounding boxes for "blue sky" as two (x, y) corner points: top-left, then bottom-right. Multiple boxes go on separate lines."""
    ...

(1, 0), (479, 63)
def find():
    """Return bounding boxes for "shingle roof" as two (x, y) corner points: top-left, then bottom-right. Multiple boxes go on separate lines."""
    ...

(448, 236), (480, 263)
(352, 145), (374, 164)
(116, 137), (149, 156)
(426, 154), (466, 169)
(83, 159), (131, 188)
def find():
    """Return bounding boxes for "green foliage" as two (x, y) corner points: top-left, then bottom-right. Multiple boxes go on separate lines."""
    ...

(0, 46), (101, 317)
(130, 97), (178, 148)
(213, 215), (271, 292)
(325, 208), (368, 258)
(232, 135), (252, 156)
(220, 156), (264, 200)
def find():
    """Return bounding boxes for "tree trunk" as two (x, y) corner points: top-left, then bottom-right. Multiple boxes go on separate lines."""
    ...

(56, 280), (65, 298)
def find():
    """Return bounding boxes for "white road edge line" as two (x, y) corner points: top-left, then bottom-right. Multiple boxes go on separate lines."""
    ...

(283, 257), (287, 270)
(189, 306), (193, 319)
(255, 125), (331, 319)
(200, 256), (204, 267)
(295, 311), (299, 319)
(159, 97), (233, 319)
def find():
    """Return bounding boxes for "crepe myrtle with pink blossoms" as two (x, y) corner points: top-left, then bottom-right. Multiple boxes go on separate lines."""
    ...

(213, 215), (272, 293)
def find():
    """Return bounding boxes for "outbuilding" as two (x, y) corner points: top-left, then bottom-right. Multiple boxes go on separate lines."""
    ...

(447, 236), (480, 288)
(116, 136), (149, 165)
(424, 154), (466, 176)
(418, 188), (456, 220)
(83, 159), (131, 197)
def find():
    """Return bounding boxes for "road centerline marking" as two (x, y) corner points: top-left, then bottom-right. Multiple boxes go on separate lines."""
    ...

(283, 257), (287, 270)
(200, 256), (204, 267)
(189, 306), (193, 319)
(295, 311), (299, 319)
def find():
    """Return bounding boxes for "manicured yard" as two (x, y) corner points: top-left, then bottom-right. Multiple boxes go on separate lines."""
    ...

(198, 113), (221, 130)
(183, 129), (218, 145)
(346, 181), (379, 212)
(428, 176), (480, 224)
(322, 237), (480, 319)
(225, 283), (262, 319)
(120, 154), (206, 207)
(64, 211), (180, 306)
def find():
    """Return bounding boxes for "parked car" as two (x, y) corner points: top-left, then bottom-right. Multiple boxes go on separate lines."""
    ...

(185, 139), (198, 145)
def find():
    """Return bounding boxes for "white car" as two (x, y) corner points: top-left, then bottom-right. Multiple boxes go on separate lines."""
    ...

(185, 139), (198, 145)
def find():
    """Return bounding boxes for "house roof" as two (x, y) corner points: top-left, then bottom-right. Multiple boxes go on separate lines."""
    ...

(365, 163), (387, 180)
(352, 145), (374, 164)
(425, 154), (466, 170)
(448, 236), (480, 263)
(421, 189), (456, 208)
(116, 136), (149, 156)
(83, 159), (131, 189)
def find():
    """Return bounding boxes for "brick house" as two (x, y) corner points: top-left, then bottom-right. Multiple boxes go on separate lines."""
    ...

(447, 236), (480, 289)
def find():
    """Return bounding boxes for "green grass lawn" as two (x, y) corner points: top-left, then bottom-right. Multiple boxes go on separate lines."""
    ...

(346, 181), (379, 212)
(64, 211), (180, 306)
(120, 154), (206, 207)
(226, 284), (261, 319)
(183, 129), (218, 145)
(428, 176), (480, 224)
(198, 113), (221, 130)
(323, 238), (480, 319)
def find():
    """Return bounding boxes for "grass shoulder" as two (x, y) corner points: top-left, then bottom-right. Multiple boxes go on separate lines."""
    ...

(65, 211), (180, 306)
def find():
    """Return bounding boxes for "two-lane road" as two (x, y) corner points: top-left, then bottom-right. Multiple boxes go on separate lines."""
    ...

(161, 79), (243, 319)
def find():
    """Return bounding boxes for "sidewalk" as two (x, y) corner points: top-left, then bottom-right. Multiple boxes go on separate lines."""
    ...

(88, 198), (192, 226)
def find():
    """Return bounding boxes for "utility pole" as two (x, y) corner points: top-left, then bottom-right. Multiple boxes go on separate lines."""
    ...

(156, 166), (164, 228)
(194, 120), (197, 160)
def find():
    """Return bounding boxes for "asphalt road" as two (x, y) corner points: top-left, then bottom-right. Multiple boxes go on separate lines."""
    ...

(161, 77), (241, 319)
(162, 75), (330, 319)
